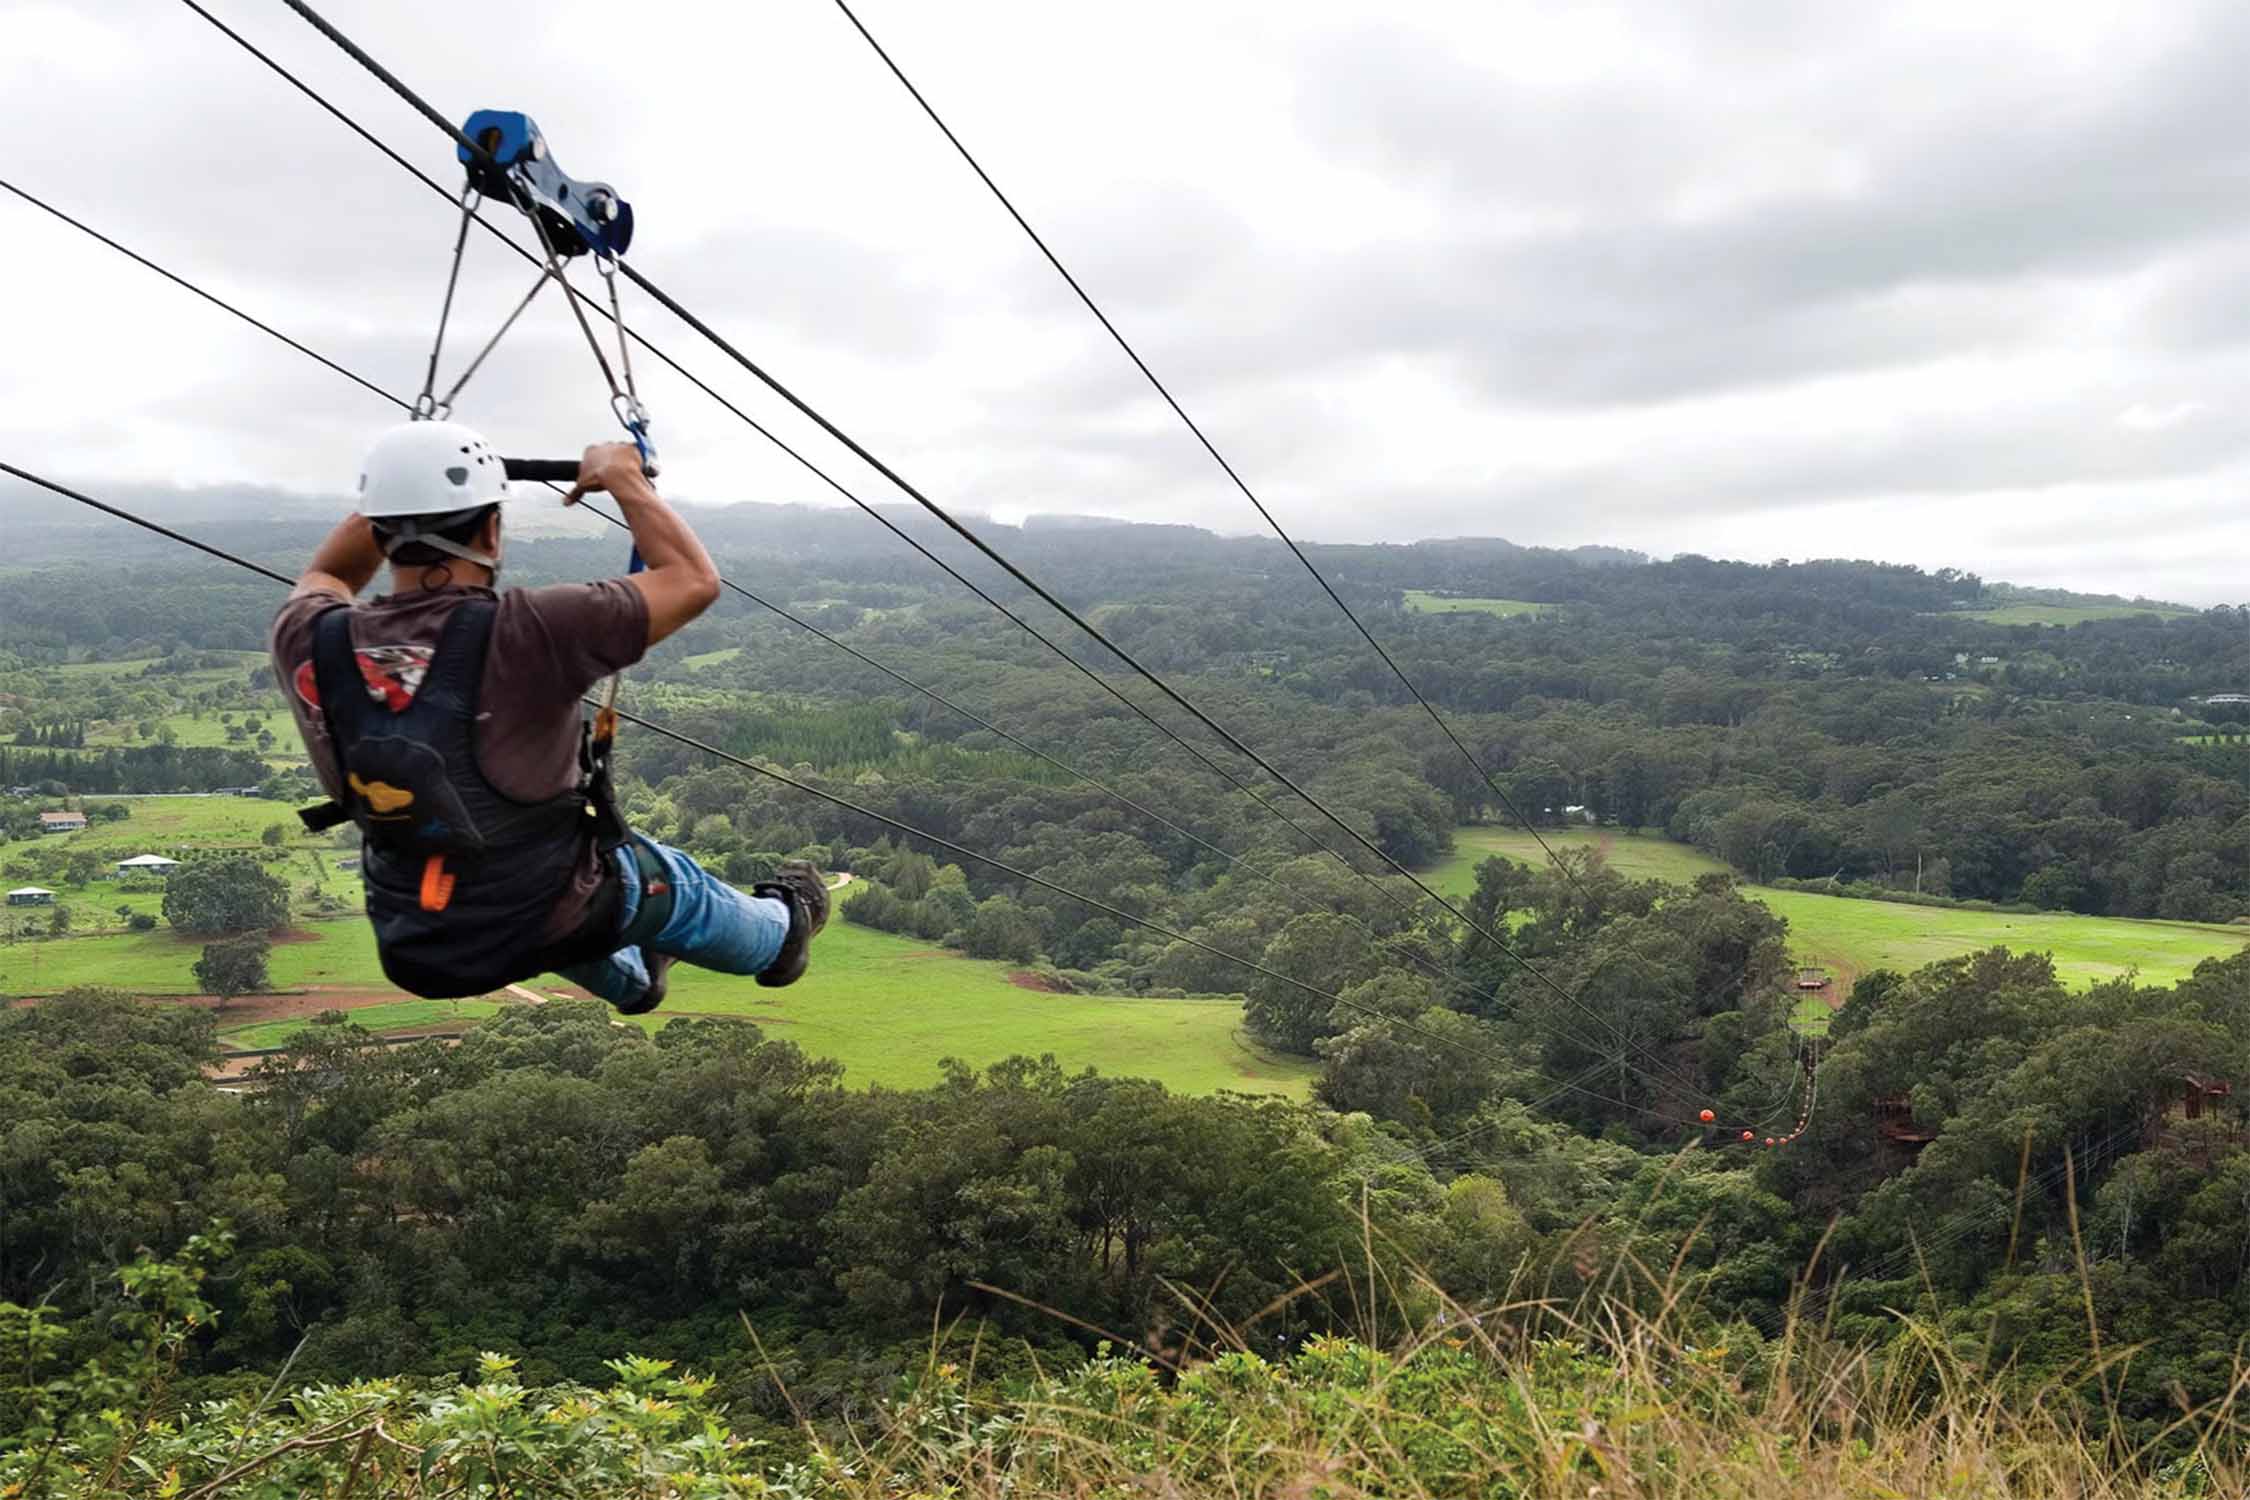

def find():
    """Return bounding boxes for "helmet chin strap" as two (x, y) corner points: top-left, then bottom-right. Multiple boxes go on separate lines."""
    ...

(376, 522), (499, 574)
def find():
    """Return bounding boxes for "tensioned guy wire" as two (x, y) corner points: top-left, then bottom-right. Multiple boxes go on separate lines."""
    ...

(267, 0), (1715, 1099)
(0, 171), (1660, 1074)
(828, 0), (1602, 905)
(3, 457), (1698, 1124)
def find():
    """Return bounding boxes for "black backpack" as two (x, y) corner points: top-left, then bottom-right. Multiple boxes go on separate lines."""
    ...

(300, 598), (621, 997)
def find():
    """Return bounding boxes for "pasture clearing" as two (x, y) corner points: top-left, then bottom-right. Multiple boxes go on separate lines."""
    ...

(1430, 825), (2250, 993)
(624, 913), (1311, 1093)
(40, 795), (320, 850)
(221, 997), (506, 1049)
(43, 653), (262, 681)
(3, 897), (1311, 1098)
(1402, 591), (1551, 618)
(1950, 602), (2194, 626)
(0, 796), (361, 937)
(83, 708), (306, 766)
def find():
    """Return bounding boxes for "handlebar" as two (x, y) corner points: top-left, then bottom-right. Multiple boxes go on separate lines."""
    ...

(501, 457), (582, 484)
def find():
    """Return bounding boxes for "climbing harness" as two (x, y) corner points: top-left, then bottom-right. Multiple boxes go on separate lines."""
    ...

(296, 111), (650, 881)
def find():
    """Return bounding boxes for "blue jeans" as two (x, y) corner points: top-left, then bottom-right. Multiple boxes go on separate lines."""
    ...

(556, 836), (791, 1010)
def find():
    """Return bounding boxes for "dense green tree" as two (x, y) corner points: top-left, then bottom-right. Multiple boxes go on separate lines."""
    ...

(1246, 913), (1382, 1054)
(162, 856), (288, 936)
(192, 934), (270, 1006)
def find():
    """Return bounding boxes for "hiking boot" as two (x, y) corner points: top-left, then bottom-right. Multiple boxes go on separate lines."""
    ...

(615, 952), (676, 1016)
(754, 859), (829, 988)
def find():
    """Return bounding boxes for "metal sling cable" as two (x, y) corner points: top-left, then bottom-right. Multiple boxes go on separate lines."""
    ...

(585, 281), (1711, 1095)
(0, 457), (1670, 1124)
(174, 0), (1456, 979)
(579, 508), (1507, 1015)
(2, 149), (1444, 994)
(0, 181), (1594, 1060)
(270, 0), (1713, 1103)
(226, 0), (1710, 1102)
(829, 0), (1598, 902)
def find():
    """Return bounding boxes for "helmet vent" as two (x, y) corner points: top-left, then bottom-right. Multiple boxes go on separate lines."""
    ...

(445, 466), (470, 485)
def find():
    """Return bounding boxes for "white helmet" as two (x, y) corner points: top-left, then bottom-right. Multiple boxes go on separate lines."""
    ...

(358, 420), (509, 517)
(356, 420), (510, 568)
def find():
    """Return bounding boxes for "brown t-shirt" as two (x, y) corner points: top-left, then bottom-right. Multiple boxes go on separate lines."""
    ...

(269, 581), (650, 941)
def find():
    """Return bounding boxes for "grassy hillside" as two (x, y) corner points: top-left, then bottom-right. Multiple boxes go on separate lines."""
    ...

(0, 867), (1310, 1096)
(631, 914), (1308, 1093)
(219, 997), (506, 1048)
(34, 794), (324, 851)
(14, 1277), (2229, 1499)
(0, 796), (358, 939)
(1402, 589), (1549, 617)
(1430, 826), (2250, 991)
(1951, 601), (2194, 625)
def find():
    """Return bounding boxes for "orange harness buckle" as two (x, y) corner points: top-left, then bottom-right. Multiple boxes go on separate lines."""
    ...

(419, 854), (457, 912)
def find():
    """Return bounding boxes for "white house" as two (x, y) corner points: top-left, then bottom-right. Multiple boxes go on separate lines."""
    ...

(6, 887), (56, 907)
(37, 811), (86, 834)
(115, 854), (181, 874)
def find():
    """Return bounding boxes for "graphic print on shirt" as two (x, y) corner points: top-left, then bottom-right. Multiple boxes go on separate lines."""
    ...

(293, 644), (435, 715)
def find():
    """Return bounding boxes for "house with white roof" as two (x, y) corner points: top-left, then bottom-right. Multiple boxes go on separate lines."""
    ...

(6, 887), (55, 907)
(115, 854), (181, 874)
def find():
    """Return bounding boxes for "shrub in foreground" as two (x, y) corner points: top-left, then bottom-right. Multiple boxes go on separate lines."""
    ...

(5, 1241), (2241, 1499)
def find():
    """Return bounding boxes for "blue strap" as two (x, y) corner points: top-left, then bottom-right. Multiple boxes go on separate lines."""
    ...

(626, 419), (652, 574)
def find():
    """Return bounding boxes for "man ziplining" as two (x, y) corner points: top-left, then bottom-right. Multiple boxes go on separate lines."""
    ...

(270, 420), (829, 1012)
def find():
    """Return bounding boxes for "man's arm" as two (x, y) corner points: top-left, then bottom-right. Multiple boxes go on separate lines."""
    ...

(565, 443), (721, 646)
(292, 514), (385, 602)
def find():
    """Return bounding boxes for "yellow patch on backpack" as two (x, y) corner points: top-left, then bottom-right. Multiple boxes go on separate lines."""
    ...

(348, 773), (415, 816)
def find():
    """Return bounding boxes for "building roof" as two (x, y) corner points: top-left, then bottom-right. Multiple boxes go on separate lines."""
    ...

(7, 887), (55, 897)
(38, 811), (85, 823)
(115, 854), (181, 868)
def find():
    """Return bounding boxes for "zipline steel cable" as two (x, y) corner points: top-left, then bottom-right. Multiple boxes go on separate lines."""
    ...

(0, 171), (1709, 1105)
(828, 0), (1600, 904)
(169, 0), (1545, 1023)
(0, 458), (1685, 1124)
(267, 0), (1716, 1101)
(163, 0), (1720, 1107)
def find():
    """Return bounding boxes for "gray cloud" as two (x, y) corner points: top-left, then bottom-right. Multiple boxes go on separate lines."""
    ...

(7, 0), (2250, 604)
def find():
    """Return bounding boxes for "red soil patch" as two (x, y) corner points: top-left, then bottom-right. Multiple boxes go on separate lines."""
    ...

(1008, 970), (1065, 993)
(267, 928), (323, 945)
(181, 987), (404, 1026)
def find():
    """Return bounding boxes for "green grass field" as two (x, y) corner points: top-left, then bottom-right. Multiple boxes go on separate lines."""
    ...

(221, 998), (506, 1049)
(1951, 602), (2194, 626)
(1, 871), (1311, 1096)
(82, 709), (307, 767)
(0, 798), (360, 943)
(678, 646), (743, 670)
(39, 796), (316, 851)
(43, 654), (261, 681)
(1402, 591), (1550, 618)
(0, 914), (384, 995)
(1430, 826), (2250, 993)
(622, 915), (1310, 1093)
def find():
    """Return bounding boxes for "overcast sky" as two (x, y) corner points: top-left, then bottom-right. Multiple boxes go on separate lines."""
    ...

(6, 0), (2250, 600)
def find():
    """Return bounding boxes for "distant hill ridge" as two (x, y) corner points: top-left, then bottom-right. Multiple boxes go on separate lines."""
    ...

(0, 471), (2192, 610)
